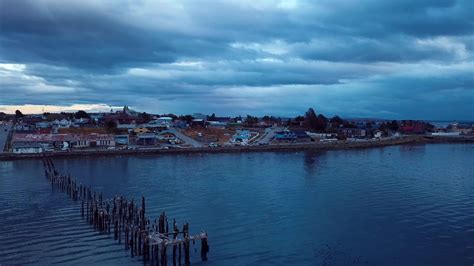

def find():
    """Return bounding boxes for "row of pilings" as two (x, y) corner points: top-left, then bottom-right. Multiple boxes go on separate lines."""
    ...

(42, 157), (209, 265)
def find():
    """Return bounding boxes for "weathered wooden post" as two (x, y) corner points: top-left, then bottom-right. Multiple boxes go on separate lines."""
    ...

(201, 233), (209, 261)
(173, 219), (178, 266)
(42, 159), (210, 264)
(125, 223), (129, 250)
(130, 227), (134, 258)
(178, 243), (182, 265)
(141, 196), (145, 231)
(183, 223), (190, 266)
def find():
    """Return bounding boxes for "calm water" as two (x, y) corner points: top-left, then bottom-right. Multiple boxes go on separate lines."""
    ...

(0, 144), (473, 265)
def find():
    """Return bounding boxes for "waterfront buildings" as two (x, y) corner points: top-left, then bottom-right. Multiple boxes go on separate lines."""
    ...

(3, 107), (471, 154)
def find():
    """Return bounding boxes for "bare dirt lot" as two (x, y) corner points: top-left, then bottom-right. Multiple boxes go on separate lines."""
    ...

(182, 127), (235, 145)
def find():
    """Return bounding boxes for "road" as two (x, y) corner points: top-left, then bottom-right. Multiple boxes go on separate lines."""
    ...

(165, 127), (203, 147)
(257, 127), (284, 145)
(0, 122), (12, 153)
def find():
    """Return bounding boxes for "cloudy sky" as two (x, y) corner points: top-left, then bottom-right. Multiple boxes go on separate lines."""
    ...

(0, 0), (473, 119)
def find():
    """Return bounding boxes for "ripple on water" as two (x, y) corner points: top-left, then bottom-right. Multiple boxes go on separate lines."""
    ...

(0, 144), (473, 265)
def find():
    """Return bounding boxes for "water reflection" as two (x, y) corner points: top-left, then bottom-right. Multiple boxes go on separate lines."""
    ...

(303, 150), (327, 175)
(0, 144), (473, 265)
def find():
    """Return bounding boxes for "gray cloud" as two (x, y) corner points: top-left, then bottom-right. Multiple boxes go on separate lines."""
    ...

(0, 0), (473, 119)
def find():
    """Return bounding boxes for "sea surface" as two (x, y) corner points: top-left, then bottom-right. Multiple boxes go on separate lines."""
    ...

(0, 144), (473, 265)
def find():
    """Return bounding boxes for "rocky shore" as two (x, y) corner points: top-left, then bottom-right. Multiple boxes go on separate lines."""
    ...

(1, 135), (473, 160)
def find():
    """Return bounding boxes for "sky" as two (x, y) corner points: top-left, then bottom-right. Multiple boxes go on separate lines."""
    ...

(0, 0), (473, 120)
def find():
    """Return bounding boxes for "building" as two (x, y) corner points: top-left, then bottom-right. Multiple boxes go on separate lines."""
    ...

(274, 130), (310, 142)
(274, 131), (297, 141)
(292, 130), (312, 141)
(133, 127), (150, 134)
(233, 130), (251, 143)
(157, 117), (173, 126)
(70, 134), (115, 148)
(207, 121), (227, 128)
(431, 132), (461, 136)
(11, 133), (115, 151)
(159, 132), (176, 140)
(305, 132), (333, 139)
(145, 120), (169, 130)
(52, 119), (72, 129)
(191, 119), (205, 127)
(14, 123), (35, 132)
(72, 118), (90, 127)
(339, 128), (366, 138)
(193, 113), (207, 120)
(35, 121), (51, 129)
(117, 122), (137, 130)
(136, 133), (156, 146)
(400, 120), (426, 134)
(12, 142), (43, 154)
(114, 135), (130, 145)
(173, 120), (188, 129)
(374, 130), (383, 138)
(447, 122), (473, 134)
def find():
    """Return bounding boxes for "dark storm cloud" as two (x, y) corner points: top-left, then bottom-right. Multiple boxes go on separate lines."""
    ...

(0, 0), (473, 119)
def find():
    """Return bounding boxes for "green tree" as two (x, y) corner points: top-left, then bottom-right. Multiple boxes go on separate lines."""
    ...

(304, 108), (328, 131)
(139, 112), (151, 123)
(179, 115), (194, 123)
(304, 108), (319, 130)
(294, 115), (305, 122)
(330, 115), (344, 125)
(317, 114), (328, 131)
(208, 113), (216, 121)
(15, 110), (24, 121)
(245, 115), (258, 126)
(74, 110), (90, 119)
(388, 120), (399, 132)
(105, 120), (117, 133)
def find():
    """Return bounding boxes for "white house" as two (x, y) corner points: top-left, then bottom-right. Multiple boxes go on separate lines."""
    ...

(52, 119), (72, 128)
(117, 122), (137, 129)
(35, 121), (51, 129)
(374, 130), (383, 138)
(12, 143), (43, 154)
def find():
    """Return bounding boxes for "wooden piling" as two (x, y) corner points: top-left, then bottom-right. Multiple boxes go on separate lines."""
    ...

(41, 158), (209, 264)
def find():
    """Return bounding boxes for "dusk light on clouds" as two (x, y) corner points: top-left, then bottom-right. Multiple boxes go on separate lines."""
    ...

(0, 0), (473, 119)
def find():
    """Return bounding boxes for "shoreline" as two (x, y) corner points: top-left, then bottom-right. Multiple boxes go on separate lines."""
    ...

(1, 135), (472, 160)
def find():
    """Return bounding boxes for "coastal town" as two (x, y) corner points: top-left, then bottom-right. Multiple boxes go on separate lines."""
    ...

(0, 106), (472, 156)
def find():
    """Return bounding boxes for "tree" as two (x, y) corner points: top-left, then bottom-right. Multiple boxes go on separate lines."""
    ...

(343, 120), (357, 128)
(294, 115), (305, 122)
(304, 108), (328, 131)
(388, 120), (399, 132)
(179, 115), (194, 123)
(15, 110), (24, 121)
(245, 115), (258, 126)
(139, 112), (151, 123)
(60, 112), (74, 119)
(304, 108), (319, 130)
(0, 112), (8, 121)
(379, 122), (388, 134)
(330, 115), (344, 125)
(74, 110), (90, 119)
(424, 122), (435, 132)
(317, 114), (328, 131)
(208, 113), (216, 121)
(105, 120), (117, 133)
